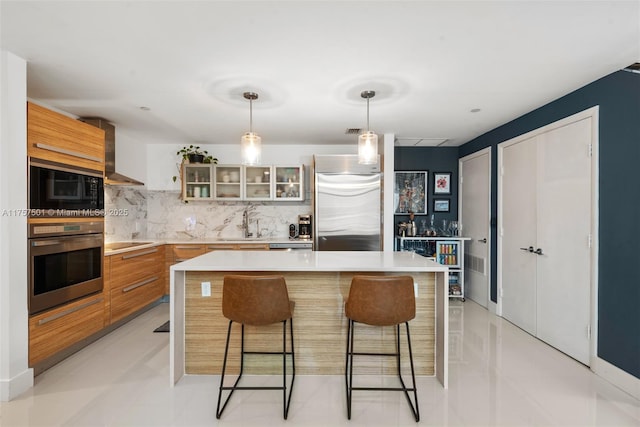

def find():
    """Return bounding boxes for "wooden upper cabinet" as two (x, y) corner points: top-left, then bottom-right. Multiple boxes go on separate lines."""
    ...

(27, 102), (105, 172)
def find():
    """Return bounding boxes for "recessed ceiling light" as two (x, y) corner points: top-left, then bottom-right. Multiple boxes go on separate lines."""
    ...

(139, 106), (151, 111)
(470, 108), (481, 113)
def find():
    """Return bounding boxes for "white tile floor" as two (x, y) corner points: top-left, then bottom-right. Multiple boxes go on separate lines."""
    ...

(1, 300), (639, 426)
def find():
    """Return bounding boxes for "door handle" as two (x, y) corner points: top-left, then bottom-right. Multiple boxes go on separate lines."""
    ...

(519, 246), (534, 253)
(535, 248), (544, 255)
(478, 238), (487, 243)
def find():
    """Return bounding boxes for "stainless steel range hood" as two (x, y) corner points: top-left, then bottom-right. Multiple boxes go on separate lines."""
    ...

(80, 118), (144, 186)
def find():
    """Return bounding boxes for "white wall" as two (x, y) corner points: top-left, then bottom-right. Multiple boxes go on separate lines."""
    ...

(114, 129), (147, 184)
(0, 51), (33, 401)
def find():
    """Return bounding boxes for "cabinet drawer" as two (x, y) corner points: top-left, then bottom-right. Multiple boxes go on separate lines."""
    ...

(110, 247), (162, 290)
(172, 244), (206, 262)
(27, 102), (105, 172)
(207, 243), (270, 251)
(29, 293), (105, 366)
(110, 275), (163, 323)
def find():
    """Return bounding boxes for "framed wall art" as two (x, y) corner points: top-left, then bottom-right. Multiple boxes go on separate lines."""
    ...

(433, 198), (450, 213)
(433, 172), (452, 195)
(394, 171), (427, 214)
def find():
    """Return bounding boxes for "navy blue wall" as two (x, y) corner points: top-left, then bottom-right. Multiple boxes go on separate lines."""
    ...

(394, 147), (459, 233)
(458, 70), (640, 379)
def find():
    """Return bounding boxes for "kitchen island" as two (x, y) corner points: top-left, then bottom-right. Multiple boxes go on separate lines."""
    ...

(170, 250), (450, 388)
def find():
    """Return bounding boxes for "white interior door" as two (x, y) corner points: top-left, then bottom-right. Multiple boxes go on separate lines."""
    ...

(535, 118), (592, 365)
(500, 135), (538, 336)
(459, 148), (491, 308)
(499, 110), (595, 366)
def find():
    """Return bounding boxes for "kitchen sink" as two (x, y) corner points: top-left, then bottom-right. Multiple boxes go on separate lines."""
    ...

(104, 241), (153, 251)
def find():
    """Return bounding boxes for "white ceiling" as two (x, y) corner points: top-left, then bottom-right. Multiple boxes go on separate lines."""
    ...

(1, 1), (638, 147)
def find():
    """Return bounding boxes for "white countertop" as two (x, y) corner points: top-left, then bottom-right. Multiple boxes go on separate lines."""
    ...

(170, 250), (447, 272)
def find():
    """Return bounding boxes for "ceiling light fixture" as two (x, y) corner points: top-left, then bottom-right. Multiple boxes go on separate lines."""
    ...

(241, 92), (261, 165)
(358, 90), (378, 165)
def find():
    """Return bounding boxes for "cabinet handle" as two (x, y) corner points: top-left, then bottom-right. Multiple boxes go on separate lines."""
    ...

(534, 248), (544, 255)
(174, 246), (202, 250)
(478, 238), (487, 243)
(35, 143), (103, 163)
(122, 276), (159, 293)
(121, 248), (158, 259)
(31, 239), (62, 247)
(519, 246), (534, 253)
(37, 297), (103, 325)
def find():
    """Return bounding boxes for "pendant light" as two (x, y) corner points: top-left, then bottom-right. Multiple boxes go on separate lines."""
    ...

(241, 92), (261, 165)
(358, 90), (378, 165)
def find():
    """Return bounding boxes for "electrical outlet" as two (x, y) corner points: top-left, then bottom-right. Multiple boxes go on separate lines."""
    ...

(185, 216), (196, 231)
(201, 281), (211, 297)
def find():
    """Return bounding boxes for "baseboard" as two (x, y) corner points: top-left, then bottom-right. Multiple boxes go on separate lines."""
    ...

(592, 357), (640, 400)
(488, 299), (498, 315)
(0, 367), (34, 401)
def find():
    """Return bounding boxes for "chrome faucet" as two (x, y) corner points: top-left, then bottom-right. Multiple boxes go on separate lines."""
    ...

(242, 209), (252, 238)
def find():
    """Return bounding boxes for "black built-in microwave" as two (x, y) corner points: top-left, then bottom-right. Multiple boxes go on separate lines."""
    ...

(29, 160), (104, 217)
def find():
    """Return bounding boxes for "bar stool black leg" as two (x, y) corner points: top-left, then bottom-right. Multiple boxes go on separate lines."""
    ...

(405, 322), (420, 422)
(347, 319), (355, 420)
(217, 320), (243, 419)
(344, 320), (420, 422)
(284, 317), (295, 419)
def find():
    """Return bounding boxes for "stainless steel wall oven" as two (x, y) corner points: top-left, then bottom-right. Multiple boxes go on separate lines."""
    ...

(28, 221), (104, 315)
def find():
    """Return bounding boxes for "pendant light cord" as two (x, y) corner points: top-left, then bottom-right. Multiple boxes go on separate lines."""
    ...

(249, 98), (253, 133)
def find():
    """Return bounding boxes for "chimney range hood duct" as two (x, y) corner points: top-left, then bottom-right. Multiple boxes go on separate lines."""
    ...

(80, 118), (144, 186)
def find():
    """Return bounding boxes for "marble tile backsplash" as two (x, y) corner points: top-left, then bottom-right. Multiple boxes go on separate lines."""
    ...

(104, 187), (311, 242)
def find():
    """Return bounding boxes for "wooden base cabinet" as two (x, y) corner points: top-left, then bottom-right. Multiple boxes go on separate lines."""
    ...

(165, 243), (271, 294)
(109, 245), (165, 324)
(29, 293), (105, 366)
(206, 243), (269, 251)
(166, 245), (208, 295)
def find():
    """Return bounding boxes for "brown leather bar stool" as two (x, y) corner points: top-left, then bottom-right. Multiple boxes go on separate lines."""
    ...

(344, 275), (419, 422)
(216, 275), (295, 419)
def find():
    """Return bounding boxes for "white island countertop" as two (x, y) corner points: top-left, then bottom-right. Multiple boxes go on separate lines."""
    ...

(170, 250), (448, 273)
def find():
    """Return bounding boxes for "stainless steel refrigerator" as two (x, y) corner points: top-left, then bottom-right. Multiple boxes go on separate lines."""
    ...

(313, 154), (382, 251)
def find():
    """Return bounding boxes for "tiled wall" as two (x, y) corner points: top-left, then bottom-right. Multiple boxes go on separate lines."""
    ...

(104, 186), (311, 242)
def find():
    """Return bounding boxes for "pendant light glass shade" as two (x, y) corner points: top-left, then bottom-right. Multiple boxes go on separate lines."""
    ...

(358, 90), (378, 165)
(358, 131), (378, 165)
(241, 92), (261, 165)
(241, 131), (261, 165)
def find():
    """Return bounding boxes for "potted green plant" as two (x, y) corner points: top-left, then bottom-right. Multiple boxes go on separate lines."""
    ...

(172, 145), (218, 183)
(177, 145), (217, 164)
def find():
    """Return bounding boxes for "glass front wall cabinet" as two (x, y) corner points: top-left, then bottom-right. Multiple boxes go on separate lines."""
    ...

(213, 165), (242, 200)
(274, 166), (304, 201)
(244, 166), (273, 201)
(182, 164), (213, 201)
(182, 164), (305, 201)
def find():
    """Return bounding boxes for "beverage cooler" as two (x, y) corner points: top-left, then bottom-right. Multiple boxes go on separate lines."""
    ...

(396, 236), (469, 301)
(435, 241), (461, 268)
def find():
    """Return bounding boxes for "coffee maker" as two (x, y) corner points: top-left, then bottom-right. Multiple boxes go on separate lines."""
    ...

(298, 214), (312, 240)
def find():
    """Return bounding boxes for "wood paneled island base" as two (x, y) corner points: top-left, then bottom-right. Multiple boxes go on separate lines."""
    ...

(171, 251), (449, 388)
(185, 270), (434, 376)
